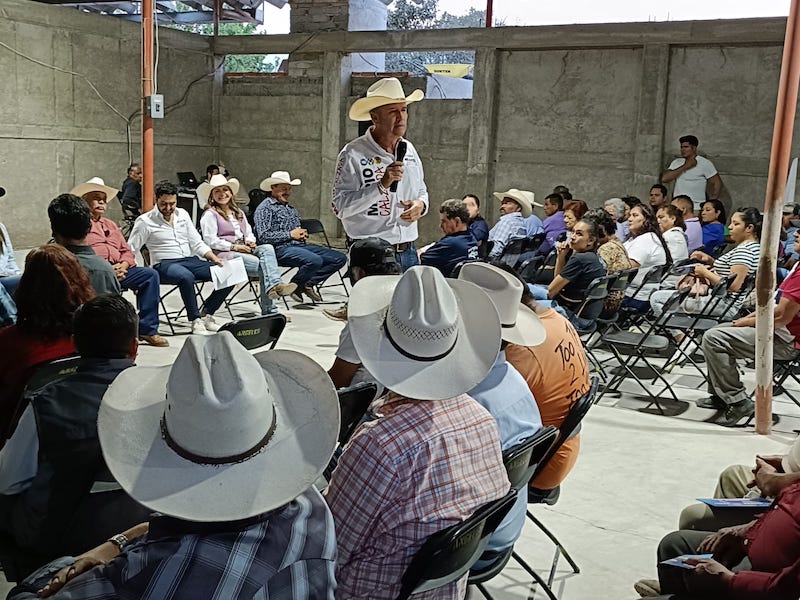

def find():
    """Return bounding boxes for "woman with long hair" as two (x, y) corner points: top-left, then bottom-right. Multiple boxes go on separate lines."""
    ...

(0, 244), (95, 443)
(700, 199), (727, 254)
(621, 203), (672, 312)
(656, 204), (689, 262)
(586, 208), (630, 315)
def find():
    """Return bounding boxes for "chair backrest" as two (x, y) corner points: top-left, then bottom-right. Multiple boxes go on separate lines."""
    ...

(337, 382), (378, 445)
(23, 356), (83, 397)
(519, 254), (546, 283)
(219, 314), (287, 350)
(525, 233), (546, 254)
(396, 490), (518, 600)
(503, 426), (559, 491)
(247, 189), (269, 224)
(608, 267), (637, 293)
(300, 218), (326, 236)
(497, 237), (527, 268)
(574, 275), (611, 321)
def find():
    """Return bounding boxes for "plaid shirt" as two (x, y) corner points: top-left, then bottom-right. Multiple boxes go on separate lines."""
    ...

(8, 488), (336, 600)
(488, 212), (527, 258)
(325, 392), (509, 600)
(253, 197), (303, 248)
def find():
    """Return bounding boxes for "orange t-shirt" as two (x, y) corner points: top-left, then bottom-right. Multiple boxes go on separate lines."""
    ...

(505, 308), (590, 490)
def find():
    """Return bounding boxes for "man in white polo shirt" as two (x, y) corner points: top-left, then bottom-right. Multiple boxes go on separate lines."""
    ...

(661, 135), (723, 211)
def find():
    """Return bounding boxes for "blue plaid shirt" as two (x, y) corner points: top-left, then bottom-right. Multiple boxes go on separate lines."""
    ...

(254, 197), (303, 248)
(8, 488), (336, 600)
(488, 212), (527, 258)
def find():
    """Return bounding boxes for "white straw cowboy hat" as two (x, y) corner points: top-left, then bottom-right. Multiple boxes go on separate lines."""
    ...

(349, 77), (425, 122)
(70, 177), (119, 200)
(98, 332), (339, 522)
(348, 266), (501, 401)
(196, 173), (240, 203)
(260, 171), (302, 191)
(493, 189), (535, 218)
(458, 262), (547, 347)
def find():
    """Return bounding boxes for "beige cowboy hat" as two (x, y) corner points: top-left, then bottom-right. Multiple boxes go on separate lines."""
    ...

(348, 266), (501, 401)
(458, 262), (547, 347)
(260, 171), (302, 191)
(493, 188), (535, 218)
(196, 174), (241, 203)
(349, 77), (425, 122)
(70, 177), (119, 200)
(98, 332), (339, 522)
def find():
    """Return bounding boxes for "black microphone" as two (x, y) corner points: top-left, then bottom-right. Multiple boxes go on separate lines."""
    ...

(389, 140), (407, 193)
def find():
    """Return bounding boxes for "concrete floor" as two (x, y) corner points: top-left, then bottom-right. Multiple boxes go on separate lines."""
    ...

(2, 277), (797, 599)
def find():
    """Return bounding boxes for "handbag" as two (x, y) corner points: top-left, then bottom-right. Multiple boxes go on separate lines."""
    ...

(675, 274), (709, 298)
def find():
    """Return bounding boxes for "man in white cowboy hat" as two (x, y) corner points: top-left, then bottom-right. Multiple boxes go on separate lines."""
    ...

(128, 180), (233, 334)
(458, 262), (545, 568)
(197, 173), (296, 316)
(72, 177), (168, 347)
(325, 266), (510, 599)
(333, 77), (429, 272)
(487, 188), (533, 259)
(254, 170), (347, 304)
(10, 332), (340, 599)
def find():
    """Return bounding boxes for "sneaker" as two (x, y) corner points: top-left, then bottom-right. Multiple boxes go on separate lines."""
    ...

(714, 399), (755, 427)
(268, 282), (298, 300)
(138, 334), (169, 347)
(634, 579), (661, 597)
(201, 314), (221, 332)
(290, 289), (304, 303)
(191, 318), (209, 334)
(696, 396), (725, 410)
(323, 305), (348, 322)
(528, 485), (560, 505)
(303, 285), (323, 303)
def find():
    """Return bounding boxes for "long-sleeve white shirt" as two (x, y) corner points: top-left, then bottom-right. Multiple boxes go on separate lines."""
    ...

(332, 130), (428, 244)
(128, 206), (211, 265)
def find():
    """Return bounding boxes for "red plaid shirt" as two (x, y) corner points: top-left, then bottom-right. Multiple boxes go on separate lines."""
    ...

(325, 392), (509, 599)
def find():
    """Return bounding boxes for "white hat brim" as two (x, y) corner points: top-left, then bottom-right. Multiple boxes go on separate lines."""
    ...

(260, 177), (301, 191)
(98, 349), (339, 522)
(349, 89), (425, 121)
(197, 178), (240, 203)
(71, 182), (119, 200)
(493, 190), (532, 218)
(503, 303), (547, 347)
(348, 276), (501, 400)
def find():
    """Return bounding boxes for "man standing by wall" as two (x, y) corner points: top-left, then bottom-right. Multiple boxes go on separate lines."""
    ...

(333, 77), (428, 271)
(118, 164), (142, 215)
(661, 135), (723, 211)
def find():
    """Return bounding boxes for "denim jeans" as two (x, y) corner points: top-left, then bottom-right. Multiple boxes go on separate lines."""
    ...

(397, 244), (419, 272)
(119, 266), (160, 335)
(239, 244), (282, 315)
(274, 244), (347, 287)
(0, 283), (16, 326)
(154, 257), (233, 321)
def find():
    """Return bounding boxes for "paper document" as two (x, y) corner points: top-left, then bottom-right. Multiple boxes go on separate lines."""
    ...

(210, 256), (248, 290)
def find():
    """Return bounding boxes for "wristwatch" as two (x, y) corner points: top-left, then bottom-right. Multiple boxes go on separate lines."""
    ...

(107, 533), (129, 552)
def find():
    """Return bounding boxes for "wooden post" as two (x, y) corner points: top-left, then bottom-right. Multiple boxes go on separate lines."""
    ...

(755, 0), (800, 434)
(141, 0), (154, 212)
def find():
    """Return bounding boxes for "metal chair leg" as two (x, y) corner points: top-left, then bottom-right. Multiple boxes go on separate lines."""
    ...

(526, 511), (580, 574)
(510, 551), (559, 600)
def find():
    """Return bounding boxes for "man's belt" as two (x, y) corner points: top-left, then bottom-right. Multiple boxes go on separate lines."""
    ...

(394, 242), (412, 253)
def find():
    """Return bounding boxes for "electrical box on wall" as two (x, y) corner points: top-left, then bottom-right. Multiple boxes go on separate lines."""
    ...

(147, 94), (164, 119)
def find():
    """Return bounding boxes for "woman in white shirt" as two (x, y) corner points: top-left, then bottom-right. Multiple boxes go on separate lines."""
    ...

(656, 204), (689, 262)
(199, 175), (296, 316)
(622, 203), (672, 311)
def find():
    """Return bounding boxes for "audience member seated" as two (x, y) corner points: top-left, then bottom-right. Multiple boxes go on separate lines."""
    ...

(128, 180), (233, 334)
(649, 183), (669, 211)
(459, 262), (544, 567)
(118, 163), (142, 215)
(49, 194), (121, 297)
(586, 208), (631, 316)
(622, 203), (671, 312)
(198, 174), (296, 316)
(672, 194), (703, 253)
(525, 198), (545, 237)
(604, 197), (630, 242)
(528, 218), (607, 329)
(0, 295), (150, 560)
(419, 199), (478, 276)
(463, 193), (489, 249)
(0, 221), (21, 295)
(649, 207), (761, 321)
(505, 281), (591, 503)
(656, 204), (689, 262)
(633, 482), (800, 599)
(328, 237), (400, 395)
(563, 199), (589, 233)
(0, 245), (94, 446)
(325, 266), (510, 599)
(540, 192), (567, 255)
(74, 177), (167, 347)
(700, 199), (727, 254)
(693, 227), (798, 426)
(0, 284), (15, 327)
(254, 170), (347, 304)
(7, 333), (339, 600)
(487, 188), (532, 259)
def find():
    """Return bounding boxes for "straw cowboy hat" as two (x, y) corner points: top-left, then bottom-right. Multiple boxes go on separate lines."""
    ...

(70, 177), (119, 200)
(98, 332), (340, 522)
(458, 262), (547, 347)
(349, 77), (425, 122)
(348, 266), (501, 401)
(196, 173), (240, 203)
(493, 188), (535, 218)
(260, 171), (302, 191)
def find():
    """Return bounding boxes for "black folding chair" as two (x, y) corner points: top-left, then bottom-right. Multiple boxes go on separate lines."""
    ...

(395, 491), (518, 600)
(247, 188), (268, 227)
(775, 351), (800, 409)
(569, 275), (611, 336)
(141, 247), (206, 335)
(300, 218), (349, 300)
(219, 313), (287, 350)
(337, 382), (379, 446)
(617, 264), (667, 329)
(116, 194), (139, 238)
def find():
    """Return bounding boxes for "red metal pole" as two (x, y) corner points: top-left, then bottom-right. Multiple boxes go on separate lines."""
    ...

(486, 0), (493, 28)
(755, 0), (800, 434)
(141, 0), (154, 212)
